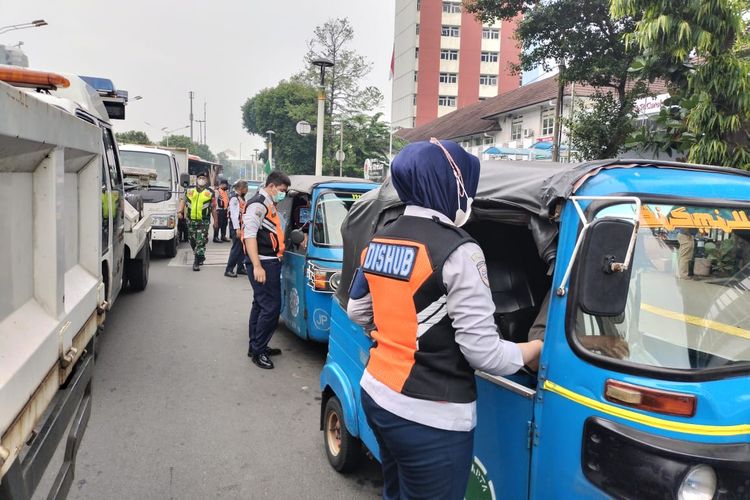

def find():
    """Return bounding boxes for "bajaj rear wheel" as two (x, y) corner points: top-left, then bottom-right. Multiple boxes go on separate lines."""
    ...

(323, 396), (361, 473)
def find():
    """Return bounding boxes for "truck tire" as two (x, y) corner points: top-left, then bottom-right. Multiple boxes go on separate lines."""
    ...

(127, 240), (150, 291)
(160, 237), (178, 258)
(323, 396), (362, 473)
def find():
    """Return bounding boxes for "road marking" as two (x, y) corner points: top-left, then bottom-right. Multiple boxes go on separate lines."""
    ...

(641, 303), (750, 341)
(168, 245), (232, 267)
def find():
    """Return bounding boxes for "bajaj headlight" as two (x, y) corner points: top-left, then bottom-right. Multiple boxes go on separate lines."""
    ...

(677, 465), (717, 500)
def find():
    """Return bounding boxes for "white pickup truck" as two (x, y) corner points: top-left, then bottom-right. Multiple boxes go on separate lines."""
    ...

(0, 67), (151, 499)
(120, 145), (187, 257)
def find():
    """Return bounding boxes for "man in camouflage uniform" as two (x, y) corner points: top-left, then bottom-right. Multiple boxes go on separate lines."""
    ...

(178, 172), (218, 271)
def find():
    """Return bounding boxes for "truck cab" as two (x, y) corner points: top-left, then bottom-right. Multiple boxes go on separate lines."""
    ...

(119, 145), (182, 257)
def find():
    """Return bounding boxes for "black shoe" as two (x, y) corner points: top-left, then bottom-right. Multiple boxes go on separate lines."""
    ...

(237, 268), (247, 275)
(266, 347), (282, 356)
(222, 237), (231, 242)
(193, 259), (200, 271)
(252, 353), (274, 369)
(224, 271), (237, 278)
(213, 238), (222, 243)
(198, 255), (206, 265)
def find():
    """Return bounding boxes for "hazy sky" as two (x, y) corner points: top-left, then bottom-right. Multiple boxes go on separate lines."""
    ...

(2, 1), (396, 158)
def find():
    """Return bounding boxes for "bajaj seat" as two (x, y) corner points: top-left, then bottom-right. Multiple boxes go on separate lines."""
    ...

(486, 259), (538, 343)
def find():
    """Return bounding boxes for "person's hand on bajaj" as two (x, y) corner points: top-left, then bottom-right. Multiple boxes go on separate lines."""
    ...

(346, 138), (542, 500)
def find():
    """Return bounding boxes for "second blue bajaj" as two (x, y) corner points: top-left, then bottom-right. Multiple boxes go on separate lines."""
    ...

(319, 159), (750, 499)
(277, 176), (376, 343)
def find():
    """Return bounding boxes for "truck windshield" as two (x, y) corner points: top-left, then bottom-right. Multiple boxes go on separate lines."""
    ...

(312, 191), (363, 247)
(575, 202), (750, 373)
(120, 151), (172, 188)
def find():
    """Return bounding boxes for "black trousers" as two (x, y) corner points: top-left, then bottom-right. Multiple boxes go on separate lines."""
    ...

(246, 258), (281, 355)
(214, 209), (228, 239)
(225, 228), (246, 273)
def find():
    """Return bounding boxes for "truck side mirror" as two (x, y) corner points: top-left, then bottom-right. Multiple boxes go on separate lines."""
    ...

(573, 217), (636, 317)
(180, 173), (190, 189)
(290, 229), (306, 245)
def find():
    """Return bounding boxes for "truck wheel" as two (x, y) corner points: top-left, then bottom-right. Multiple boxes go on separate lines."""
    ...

(163, 237), (178, 258)
(323, 396), (361, 473)
(127, 243), (150, 291)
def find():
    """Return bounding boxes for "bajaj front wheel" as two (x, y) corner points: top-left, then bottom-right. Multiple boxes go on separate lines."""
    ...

(323, 396), (361, 473)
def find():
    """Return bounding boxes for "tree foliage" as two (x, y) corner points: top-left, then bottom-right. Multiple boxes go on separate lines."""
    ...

(333, 113), (406, 177)
(612, 0), (750, 168)
(294, 18), (383, 118)
(159, 135), (216, 162)
(241, 80), (318, 174)
(567, 90), (640, 160)
(115, 130), (152, 145)
(467, 0), (646, 160)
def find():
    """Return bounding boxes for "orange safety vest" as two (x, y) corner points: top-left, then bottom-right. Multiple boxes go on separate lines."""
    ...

(362, 215), (476, 404)
(217, 188), (230, 210)
(243, 192), (285, 258)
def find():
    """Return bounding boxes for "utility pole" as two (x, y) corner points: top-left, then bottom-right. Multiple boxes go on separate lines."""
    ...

(188, 91), (195, 143)
(551, 63), (565, 162)
(203, 101), (207, 145)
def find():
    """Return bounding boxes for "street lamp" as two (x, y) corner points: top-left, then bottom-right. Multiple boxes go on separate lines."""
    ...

(333, 121), (345, 177)
(0, 20), (47, 35)
(254, 148), (260, 180)
(161, 125), (189, 147)
(265, 131), (275, 172)
(312, 56), (333, 176)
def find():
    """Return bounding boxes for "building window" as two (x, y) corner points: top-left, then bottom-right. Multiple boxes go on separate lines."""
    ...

(442, 1), (461, 13)
(511, 120), (523, 141)
(472, 136), (483, 147)
(415, 47), (419, 59)
(417, 0), (420, 11)
(413, 94), (417, 105)
(438, 95), (457, 107)
(439, 72), (458, 84)
(416, 24), (420, 35)
(484, 136), (494, 145)
(414, 71), (418, 82)
(541, 110), (555, 136)
(482, 28), (500, 40)
(441, 25), (460, 37)
(480, 52), (499, 63)
(440, 49), (459, 61)
(479, 74), (498, 86)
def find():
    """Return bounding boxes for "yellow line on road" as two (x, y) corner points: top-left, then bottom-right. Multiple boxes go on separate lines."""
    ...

(641, 303), (750, 340)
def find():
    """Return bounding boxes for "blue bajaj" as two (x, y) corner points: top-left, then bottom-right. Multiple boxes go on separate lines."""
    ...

(320, 160), (750, 498)
(277, 176), (376, 343)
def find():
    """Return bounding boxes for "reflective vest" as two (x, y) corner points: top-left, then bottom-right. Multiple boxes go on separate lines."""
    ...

(231, 193), (246, 235)
(185, 188), (214, 221)
(217, 188), (229, 210)
(244, 192), (285, 258)
(362, 216), (476, 404)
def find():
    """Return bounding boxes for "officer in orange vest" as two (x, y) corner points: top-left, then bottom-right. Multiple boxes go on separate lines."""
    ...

(214, 178), (231, 243)
(225, 180), (248, 277)
(347, 139), (543, 500)
(242, 171), (291, 369)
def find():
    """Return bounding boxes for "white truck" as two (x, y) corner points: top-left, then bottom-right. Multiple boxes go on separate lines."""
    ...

(119, 145), (189, 257)
(0, 66), (151, 499)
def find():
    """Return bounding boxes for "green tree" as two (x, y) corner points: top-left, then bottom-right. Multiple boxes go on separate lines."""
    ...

(295, 17), (383, 118)
(159, 135), (216, 162)
(467, 0), (646, 159)
(115, 130), (152, 145)
(612, 0), (750, 168)
(241, 80), (318, 174)
(333, 113), (405, 177)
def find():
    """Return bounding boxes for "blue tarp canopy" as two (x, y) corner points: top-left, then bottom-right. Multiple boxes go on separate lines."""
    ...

(484, 146), (551, 159)
(483, 146), (502, 155)
(530, 141), (568, 151)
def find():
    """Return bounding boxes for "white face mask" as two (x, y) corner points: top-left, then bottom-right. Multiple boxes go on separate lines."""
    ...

(197, 178), (207, 187)
(429, 138), (473, 227)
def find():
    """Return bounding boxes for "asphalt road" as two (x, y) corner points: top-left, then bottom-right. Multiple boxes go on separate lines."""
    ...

(68, 241), (382, 500)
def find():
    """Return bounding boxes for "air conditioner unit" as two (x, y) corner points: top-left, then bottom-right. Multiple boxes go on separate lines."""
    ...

(524, 129), (535, 138)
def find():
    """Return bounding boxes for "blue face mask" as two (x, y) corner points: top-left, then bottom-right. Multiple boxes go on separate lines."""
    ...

(273, 191), (286, 203)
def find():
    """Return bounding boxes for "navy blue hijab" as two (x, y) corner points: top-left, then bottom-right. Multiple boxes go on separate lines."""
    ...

(391, 139), (480, 221)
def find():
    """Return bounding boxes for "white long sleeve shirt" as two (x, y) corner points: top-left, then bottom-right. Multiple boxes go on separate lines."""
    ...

(348, 206), (524, 431)
(229, 195), (241, 230)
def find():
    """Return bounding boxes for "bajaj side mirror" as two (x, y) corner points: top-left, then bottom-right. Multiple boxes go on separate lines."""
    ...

(180, 173), (191, 189)
(290, 229), (306, 245)
(573, 217), (636, 317)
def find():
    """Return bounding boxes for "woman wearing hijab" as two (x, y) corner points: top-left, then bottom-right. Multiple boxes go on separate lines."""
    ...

(347, 139), (543, 500)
